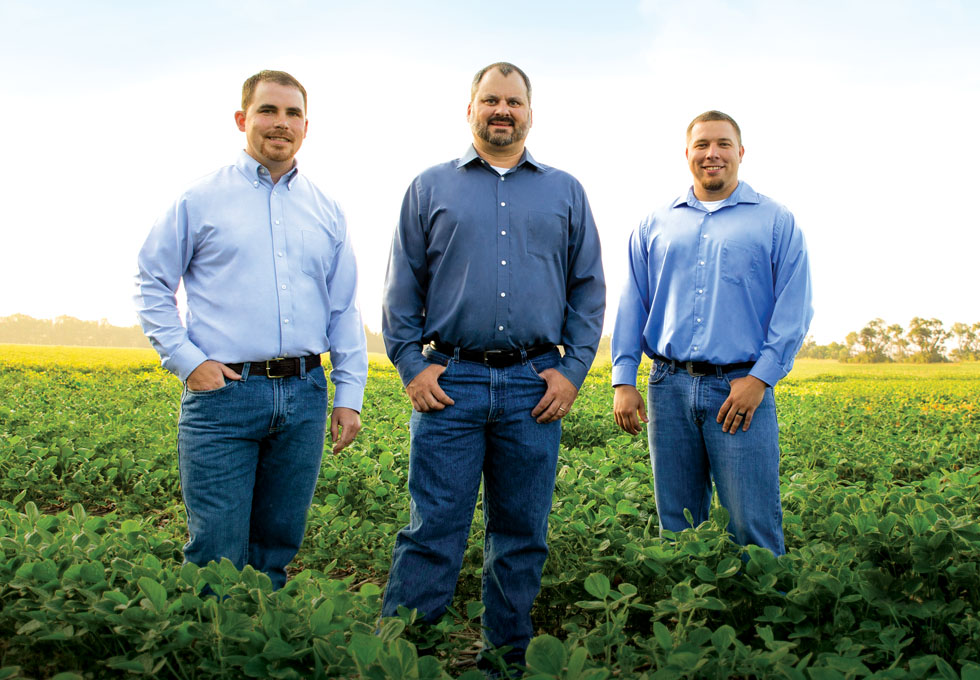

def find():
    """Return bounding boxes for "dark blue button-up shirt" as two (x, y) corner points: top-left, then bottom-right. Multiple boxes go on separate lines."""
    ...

(383, 146), (606, 388)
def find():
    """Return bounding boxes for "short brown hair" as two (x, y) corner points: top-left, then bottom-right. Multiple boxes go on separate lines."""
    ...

(686, 110), (741, 146)
(470, 62), (532, 104)
(241, 70), (308, 112)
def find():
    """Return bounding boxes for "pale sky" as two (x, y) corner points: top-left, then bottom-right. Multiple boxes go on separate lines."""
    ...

(3, 0), (978, 343)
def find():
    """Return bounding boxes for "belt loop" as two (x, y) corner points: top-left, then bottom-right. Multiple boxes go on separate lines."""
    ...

(300, 356), (308, 379)
(716, 365), (724, 378)
(452, 347), (460, 364)
(519, 347), (528, 364)
(668, 359), (677, 374)
(240, 362), (251, 381)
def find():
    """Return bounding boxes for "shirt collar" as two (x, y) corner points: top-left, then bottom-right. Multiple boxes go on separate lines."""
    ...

(235, 150), (301, 189)
(456, 144), (545, 172)
(673, 181), (761, 210)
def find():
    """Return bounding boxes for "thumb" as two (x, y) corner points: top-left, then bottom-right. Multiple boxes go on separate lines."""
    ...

(638, 398), (648, 424)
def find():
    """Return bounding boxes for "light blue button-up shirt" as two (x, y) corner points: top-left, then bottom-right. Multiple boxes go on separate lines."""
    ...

(134, 151), (367, 411)
(383, 146), (606, 389)
(611, 182), (812, 388)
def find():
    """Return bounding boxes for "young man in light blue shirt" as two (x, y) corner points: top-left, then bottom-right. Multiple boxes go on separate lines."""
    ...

(612, 110), (812, 555)
(135, 70), (367, 588)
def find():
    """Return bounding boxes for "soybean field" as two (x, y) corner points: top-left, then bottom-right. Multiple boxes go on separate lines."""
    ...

(0, 345), (978, 679)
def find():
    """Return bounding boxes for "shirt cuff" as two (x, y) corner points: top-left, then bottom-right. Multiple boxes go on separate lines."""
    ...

(168, 342), (210, 382)
(395, 351), (429, 388)
(332, 383), (364, 413)
(611, 363), (640, 387)
(748, 355), (785, 388)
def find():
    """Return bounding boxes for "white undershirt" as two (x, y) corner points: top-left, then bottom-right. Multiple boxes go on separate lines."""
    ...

(701, 199), (726, 212)
(490, 165), (509, 175)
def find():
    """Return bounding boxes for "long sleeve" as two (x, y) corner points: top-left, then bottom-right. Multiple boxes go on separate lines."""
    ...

(748, 211), (813, 387)
(382, 180), (430, 387)
(324, 210), (368, 412)
(558, 187), (606, 389)
(133, 198), (208, 381)
(611, 222), (652, 387)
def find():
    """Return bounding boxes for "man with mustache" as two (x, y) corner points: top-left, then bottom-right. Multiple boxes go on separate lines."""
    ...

(134, 70), (367, 588)
(611, 111), (812, 556)
(381, 62), (605, 672)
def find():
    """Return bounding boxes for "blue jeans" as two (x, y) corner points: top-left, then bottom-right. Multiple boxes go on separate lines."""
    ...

(177, 360), (328, 589)
(646, 359), (785, 555)
(381, 348), (562, 664)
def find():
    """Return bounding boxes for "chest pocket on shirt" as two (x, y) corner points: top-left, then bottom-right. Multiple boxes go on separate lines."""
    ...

(301, 230), (330, 279)
(527, 211), (566, 258)
(720, 239), (759, 287)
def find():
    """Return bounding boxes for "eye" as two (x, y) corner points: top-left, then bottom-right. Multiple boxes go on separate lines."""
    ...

(507, 99), (522, 107)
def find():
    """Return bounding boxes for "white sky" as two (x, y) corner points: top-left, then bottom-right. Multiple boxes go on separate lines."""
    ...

(2, 0), (978, 343)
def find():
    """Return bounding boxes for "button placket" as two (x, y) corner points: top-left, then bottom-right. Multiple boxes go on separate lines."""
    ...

(692, 216), (710, 356)
(495, 175), (511, 336)
(269, 186), (292, 352)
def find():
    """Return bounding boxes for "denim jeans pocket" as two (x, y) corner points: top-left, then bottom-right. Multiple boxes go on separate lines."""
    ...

(648, 361), (670, 386)
(184, 379), (237, 396)
(307, 366), (329, 390)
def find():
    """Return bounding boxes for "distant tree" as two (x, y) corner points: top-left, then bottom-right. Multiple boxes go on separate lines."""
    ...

(905, 317), (950, 363)
(886, 323), (909, 360)
(950, 322), (980, 361)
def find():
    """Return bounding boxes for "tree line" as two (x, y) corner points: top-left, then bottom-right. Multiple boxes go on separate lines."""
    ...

(0, 314), (388, 354)
(798, 317), (980, 363)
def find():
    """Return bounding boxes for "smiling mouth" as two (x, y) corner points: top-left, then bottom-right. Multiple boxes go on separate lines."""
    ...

(267, 135), (292, 143)
(489, 119), (514, 127)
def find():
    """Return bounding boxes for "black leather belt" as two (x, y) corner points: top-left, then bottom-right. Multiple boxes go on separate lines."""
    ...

(431, 342), (556, 368)
(226, 354), (321, 378)
(653, 354), (754, 377)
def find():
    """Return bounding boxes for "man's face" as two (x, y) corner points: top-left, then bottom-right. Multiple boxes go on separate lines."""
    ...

(467, 69), (532, 150)
(686, 120), (744, 200)
(234, 81), (308, 169)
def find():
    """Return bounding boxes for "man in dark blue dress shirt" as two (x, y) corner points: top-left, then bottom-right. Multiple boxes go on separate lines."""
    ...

(380, 62), (605, 670)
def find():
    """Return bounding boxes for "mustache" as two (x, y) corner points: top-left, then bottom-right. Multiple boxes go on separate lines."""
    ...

(488, 116), (515, 126)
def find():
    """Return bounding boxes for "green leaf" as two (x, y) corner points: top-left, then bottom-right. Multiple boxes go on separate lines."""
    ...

(137, 576), (168, 612)
(525, 634), (568, 676)
(711, 625), (735, 651)
(466, 601), (486, 619)
(583, 573), (610, 599)
(653, 622), (673, 650)
(310, 599), (336, 636)
(347, 632), (383, 666)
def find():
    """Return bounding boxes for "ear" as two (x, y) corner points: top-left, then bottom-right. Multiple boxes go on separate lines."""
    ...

(528, 107), (533, 129)
(685, 147), (690, 161)
(234, 110), (246, 132)
(466, 101), (473, 123)
(303, 118), (309, 138)
(738, 145), (745, 162)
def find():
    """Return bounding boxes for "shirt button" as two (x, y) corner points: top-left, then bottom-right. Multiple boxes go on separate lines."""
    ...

(281, 284), (287, 290)
(697, 289), (703, 294)
(696, 318), (702, 323)
(500, 230), (507, 235)
(702, 234), (708, 239)
(500, 292), (506, 297)
(272, 191), (277, 197)
(253, 181), (259, 187)
(500, 176), (505, 181)
(501, 260), (507, 265)
(275, 219), (280, 225)
(498, 325), (504, 331)
(284, 319), (290, 324)
(278, 252), (284, 257)
(693, 345), (699, 351)
(699, 261), (705, 266)
(500, 202), (506, 207)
